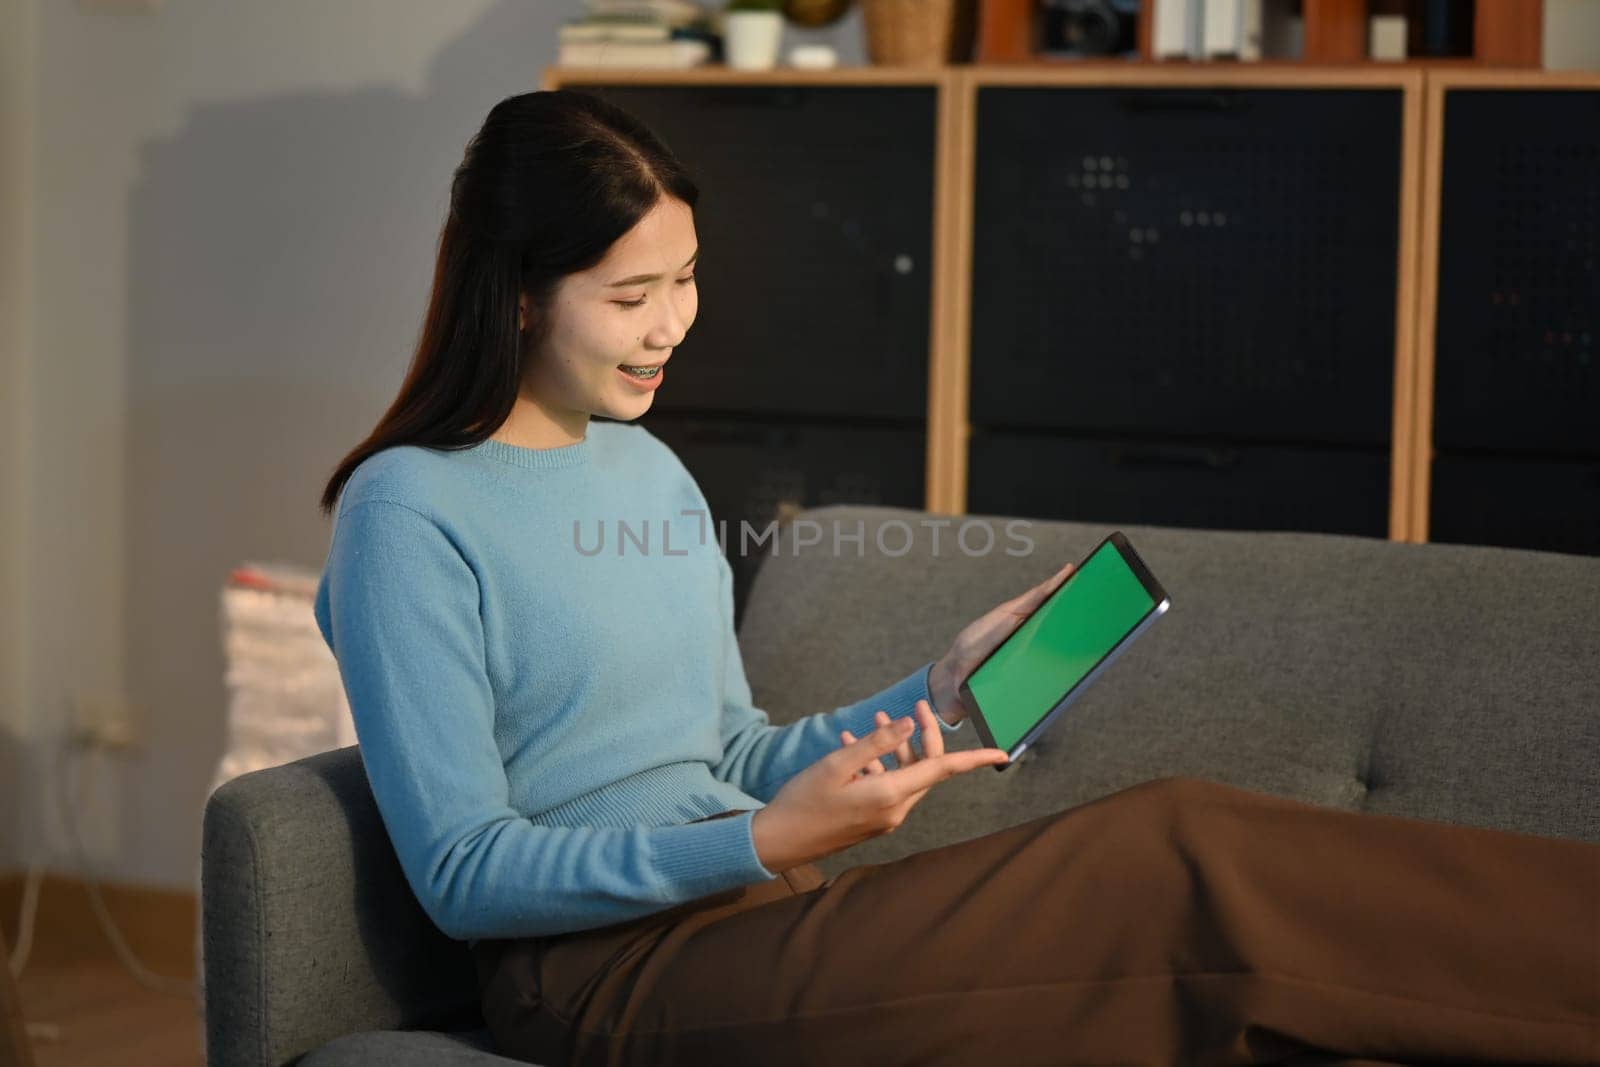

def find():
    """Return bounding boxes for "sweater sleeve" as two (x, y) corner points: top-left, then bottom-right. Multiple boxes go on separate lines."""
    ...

(318, 497), (777, 942)
(707, 547), (965, 804)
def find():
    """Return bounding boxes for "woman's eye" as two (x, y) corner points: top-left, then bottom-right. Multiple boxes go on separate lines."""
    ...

(614, 275), (695, 310)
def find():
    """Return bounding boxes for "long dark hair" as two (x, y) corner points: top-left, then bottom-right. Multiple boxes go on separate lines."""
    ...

(318, 89), (700, 516)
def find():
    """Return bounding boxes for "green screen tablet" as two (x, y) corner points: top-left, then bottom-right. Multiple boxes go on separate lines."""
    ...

(958, 532), (1170, 765)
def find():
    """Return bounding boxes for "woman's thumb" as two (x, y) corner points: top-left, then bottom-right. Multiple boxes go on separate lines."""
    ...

(1019, 561), (1073, 610)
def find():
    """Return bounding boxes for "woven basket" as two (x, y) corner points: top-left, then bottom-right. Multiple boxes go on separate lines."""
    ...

(862, 0), (959, 66)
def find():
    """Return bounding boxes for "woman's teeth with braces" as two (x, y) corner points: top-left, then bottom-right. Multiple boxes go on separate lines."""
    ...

(620, 363), (661, 379)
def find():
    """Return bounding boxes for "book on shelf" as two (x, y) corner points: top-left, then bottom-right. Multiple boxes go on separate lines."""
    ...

(1203, 0), (1263, 60)
(561, 20), (674, 43)
(581, 0), (707, 24)
(557, 38), (712, 68)
(1156, 0), (1274, 60)
(1153, 0), (1201, 59)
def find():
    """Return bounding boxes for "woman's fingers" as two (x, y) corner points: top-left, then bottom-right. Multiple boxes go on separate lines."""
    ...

(841, 715), (1006, 800)
(839, 727), (887, 776)
(899, 707), (941, 812)
(915, 699), (944, 759)
(877, 710), (917, 768)
(888, 748), (1010, 798)
(838, 730), (864, 775)
(838, 718), (1006, 830)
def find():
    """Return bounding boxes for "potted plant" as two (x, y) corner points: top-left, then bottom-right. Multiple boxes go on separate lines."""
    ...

(722, 0), (786, 70)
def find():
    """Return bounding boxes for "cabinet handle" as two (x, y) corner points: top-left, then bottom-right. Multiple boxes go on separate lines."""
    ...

(699, 87), (806, 110)
(1118, 91), (1244, 115)
(1110, 445), (1240, 470)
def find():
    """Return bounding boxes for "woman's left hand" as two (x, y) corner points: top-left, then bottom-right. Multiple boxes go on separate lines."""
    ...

(925, 560), (1077, 727)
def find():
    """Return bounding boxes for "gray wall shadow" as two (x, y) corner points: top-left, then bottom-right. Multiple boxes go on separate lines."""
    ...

(122, 0), (870, 898)
(123, 2), (587, 892)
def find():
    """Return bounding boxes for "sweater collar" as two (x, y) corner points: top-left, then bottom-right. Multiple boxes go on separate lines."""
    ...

(470, 433), (592, 470)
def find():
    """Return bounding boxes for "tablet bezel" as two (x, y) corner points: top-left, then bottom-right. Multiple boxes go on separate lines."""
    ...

(956, 531), (1170, 768)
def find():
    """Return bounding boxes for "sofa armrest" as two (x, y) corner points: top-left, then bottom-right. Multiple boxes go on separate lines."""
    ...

(201, 745), (481, 1067)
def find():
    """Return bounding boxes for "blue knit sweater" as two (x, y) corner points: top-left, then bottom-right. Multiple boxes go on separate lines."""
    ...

(312, 419), (962, 943)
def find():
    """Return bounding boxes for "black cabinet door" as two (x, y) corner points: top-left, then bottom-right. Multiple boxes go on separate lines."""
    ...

(574, 84), (937, 420)
(637, 413), (926, 624)
(1427, 88), (1600, 556)
(1430, 452), (1600, 558)
(969, 86), (1403, 446)
(1433, 89), (1600, 459)
(968, 429), (1391, 538)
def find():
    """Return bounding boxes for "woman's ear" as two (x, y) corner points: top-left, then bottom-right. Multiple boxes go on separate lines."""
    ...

(517, 295), (526, 333)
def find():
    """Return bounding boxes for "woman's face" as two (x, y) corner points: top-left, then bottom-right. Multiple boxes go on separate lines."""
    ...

(520, 197), (699, 427)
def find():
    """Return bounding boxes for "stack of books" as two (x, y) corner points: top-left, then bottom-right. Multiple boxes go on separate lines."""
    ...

(558, 0), (717, 69)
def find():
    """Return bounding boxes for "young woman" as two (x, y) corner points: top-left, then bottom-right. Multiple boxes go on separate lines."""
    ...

(314, 90), (1597, 1066)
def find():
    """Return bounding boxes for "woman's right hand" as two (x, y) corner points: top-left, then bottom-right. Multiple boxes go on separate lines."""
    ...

(750, 699), (1010, 873)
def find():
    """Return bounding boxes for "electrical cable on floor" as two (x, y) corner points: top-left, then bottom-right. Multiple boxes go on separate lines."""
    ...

(54, 735), (201, 1002)
(8, 733), (201, 1049)
(6, 860), (63, 1045)
(6, 735), (200, 1049)
(6, 860), (44, 977)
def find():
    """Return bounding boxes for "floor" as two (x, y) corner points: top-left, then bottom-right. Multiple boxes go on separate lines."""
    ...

(2, 870), (204, 1066)
(13, 955), (203, 1067)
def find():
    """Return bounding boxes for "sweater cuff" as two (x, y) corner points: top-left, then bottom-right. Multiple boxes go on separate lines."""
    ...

(653, 808), (779, 894)
(922, 662), (967, 735)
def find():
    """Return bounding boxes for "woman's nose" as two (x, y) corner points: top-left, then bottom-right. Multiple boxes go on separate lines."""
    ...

(654, 305), (690, 347)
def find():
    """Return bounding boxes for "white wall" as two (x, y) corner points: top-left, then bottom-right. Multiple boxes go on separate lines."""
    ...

(1546, 0), (1600, 70)
(11, 0), (867, 890)
(0, 0), (39, 872)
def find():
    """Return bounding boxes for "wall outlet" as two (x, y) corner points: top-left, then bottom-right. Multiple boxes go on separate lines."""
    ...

(53, 716), (128, 874)
(69, 689), (145, 751)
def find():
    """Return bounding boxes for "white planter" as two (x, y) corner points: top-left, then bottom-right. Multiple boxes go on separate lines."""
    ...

(724, 11), (784, 70)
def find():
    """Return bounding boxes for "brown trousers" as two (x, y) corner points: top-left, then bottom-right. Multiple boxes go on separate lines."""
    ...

(470, 776), (1599, 1067)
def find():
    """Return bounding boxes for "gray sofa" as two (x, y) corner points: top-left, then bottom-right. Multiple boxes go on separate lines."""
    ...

(200, 504), (1600, 1066)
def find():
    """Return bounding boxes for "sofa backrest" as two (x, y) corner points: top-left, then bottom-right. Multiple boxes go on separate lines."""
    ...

(736, 506), (1600, 878)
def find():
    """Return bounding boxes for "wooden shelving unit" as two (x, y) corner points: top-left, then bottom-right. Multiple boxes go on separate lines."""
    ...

(543, 63), (1595, 555)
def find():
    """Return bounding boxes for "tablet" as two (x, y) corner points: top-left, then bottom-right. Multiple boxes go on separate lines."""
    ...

(958, 531), (1170, 767)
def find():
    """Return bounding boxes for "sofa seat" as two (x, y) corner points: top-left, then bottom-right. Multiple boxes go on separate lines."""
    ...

(298, 1026), (530, 1066)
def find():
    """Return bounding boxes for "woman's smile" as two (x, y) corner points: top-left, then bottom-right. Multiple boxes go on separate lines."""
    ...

(616, 358), (668, 391)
